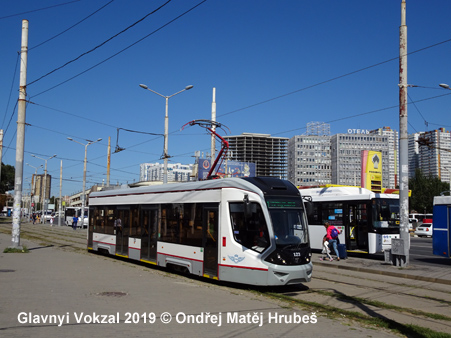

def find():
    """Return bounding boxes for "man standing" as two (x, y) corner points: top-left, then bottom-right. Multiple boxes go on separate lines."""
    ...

(72, 215), (78, 230)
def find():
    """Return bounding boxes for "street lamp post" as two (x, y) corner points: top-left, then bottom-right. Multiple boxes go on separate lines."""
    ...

(31, 154), (56, 224)
(139, 83), (193, 184)
(67, 138), (102, 227)
(26, 163), (42, 217)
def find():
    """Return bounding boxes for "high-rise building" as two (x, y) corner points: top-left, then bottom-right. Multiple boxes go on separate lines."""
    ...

(288, 122), (331, 186)
(417, 128), (451, 185)
(224, 133), (288, 179)
(369, 126), (398, 188)
(140, 163), (194, 182)
(330, 132), (392, 188)
(33, 174), (51, 208)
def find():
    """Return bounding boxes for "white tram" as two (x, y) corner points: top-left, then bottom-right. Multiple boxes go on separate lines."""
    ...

(88, 177), (312, 286)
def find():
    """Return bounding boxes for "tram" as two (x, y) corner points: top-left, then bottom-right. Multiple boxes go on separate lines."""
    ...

(300, 186), (400, 254)
(87, 177), (312, 286)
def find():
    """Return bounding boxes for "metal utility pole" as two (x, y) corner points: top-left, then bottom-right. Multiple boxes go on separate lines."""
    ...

(394, 0), (410, 266)
(107, 136), (111, 187)
(11, 20), (28, 248)
(58, 160), (62, 226)
(0, 129), (3, 183)
(211, 88), (216, 161)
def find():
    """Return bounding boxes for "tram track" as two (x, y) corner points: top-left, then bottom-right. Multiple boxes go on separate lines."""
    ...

(2, 219), (451, 337)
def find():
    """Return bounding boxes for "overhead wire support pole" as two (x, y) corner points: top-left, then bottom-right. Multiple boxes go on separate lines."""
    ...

(395, 0), (410, 267)
(11, 20), (29, 249)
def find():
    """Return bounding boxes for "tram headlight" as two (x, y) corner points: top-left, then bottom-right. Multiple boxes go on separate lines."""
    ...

(265, 251), (287, 265)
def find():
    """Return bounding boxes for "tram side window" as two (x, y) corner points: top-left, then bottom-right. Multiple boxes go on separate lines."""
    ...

(130, 206), (140, 237)
(106, 207), (116, 234)
(229, 202), (270, 253)
(91, 207), (105, 233)
(160, 203), (203, 247)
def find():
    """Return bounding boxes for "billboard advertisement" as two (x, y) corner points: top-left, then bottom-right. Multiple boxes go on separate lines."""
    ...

(361, 150), (382, 192)
(197, 159), (256, 180)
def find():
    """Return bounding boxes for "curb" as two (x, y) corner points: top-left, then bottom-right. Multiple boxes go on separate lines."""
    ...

(314, 260), (451, 286)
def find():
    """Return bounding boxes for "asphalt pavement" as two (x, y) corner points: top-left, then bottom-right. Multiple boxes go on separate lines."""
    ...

(0, 223), (450, 337)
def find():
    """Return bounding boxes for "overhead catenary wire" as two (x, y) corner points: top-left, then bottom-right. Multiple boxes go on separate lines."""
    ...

(27, 0), (173, 87)
(0, 0), (81, 20)
(29, 0), (116, 51)
(29, 0), (208, 98)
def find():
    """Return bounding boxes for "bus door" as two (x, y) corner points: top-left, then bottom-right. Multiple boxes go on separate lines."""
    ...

(203, 207), (218, 278)
(115, 206), (130, 256)
(346, 202), (368, 252)
(141, 206), (159, 262)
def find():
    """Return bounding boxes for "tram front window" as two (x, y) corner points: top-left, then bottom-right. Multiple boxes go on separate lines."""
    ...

(372, 199), (400, 229)
(270, 209), (308, 246)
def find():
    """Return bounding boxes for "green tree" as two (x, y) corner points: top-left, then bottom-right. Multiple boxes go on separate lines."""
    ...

(409, 168), (450, 213)
(0, 163), (15, 194)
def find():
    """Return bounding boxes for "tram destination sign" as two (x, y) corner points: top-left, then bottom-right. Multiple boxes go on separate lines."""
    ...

(267, 199), (301, 208)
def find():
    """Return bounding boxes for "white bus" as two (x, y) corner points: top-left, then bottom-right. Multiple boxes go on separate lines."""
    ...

(88, 177), (312, 286)
(300, 186), (400, 254)
(65, 207), (88, 228)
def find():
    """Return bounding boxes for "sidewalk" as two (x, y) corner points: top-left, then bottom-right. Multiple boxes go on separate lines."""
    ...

(1, 223), (450, 337)
(311, 251), (451, 285)
(0, 231), (401, 338)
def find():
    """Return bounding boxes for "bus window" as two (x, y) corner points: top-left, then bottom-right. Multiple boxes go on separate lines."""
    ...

(372, 199), (399, 228)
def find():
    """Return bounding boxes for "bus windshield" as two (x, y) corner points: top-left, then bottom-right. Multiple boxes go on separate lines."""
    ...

(266, 197), (309, 246)
(372, 198), (399, 229)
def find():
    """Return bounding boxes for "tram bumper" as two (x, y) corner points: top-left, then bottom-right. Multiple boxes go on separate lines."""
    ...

(267, 262), (313, 285)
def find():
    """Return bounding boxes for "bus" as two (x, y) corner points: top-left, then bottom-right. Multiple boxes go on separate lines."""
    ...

(88, 177), (312, 286)
(300, 186), (400, 254)
(65, 207), (88, 228)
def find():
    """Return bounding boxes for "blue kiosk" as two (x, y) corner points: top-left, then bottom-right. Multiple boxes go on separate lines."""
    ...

(433, 195), (451, 258)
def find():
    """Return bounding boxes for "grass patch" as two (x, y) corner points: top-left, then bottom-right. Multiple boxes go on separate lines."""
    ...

(313, 289), (451, 322)
(263, 292), (451, 338)
(4, 246), (29, 253)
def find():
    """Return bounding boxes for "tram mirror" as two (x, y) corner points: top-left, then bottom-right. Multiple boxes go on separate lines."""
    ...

(304, 200), (313, 217)
(243, 194), (252, 219)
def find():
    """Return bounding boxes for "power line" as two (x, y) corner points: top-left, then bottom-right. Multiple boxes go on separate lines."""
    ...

(0, 0), (81, 20)
(29, 0), (115, 51)
(29, 0), (208, 98)
(27, 0), (172, 87)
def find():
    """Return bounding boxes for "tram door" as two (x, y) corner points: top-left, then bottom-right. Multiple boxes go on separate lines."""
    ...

(346, 202), (368, 252)
(115, 207), (130, 256)
(203, 207), (218, 278)
(141, 206), (159, 262)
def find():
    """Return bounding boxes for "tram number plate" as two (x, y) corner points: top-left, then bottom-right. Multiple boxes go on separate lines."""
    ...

(293, 252), (301, 257)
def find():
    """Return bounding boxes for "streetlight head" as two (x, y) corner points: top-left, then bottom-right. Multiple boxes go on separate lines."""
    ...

(139, 84), (148, 90)
(185, 85), (194, 90)
(97, 138), (102, 142)
(67, 137), (73, 141)
(439, 83), (450, 90)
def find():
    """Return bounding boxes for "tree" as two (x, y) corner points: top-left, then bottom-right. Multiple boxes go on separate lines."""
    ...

(409, 168), (450, 213)
(0, 163), (15, 194)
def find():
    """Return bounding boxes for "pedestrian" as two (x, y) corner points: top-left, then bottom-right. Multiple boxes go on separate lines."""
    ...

(32, 213), (36, 225)
(50, 216), (54, 227)
(72, 216), (78, 230)
(324, 222), (340, 261)
(319, 235), (333, 261)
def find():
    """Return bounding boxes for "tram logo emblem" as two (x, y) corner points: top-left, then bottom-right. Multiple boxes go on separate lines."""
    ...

(228, 254), (245, 264)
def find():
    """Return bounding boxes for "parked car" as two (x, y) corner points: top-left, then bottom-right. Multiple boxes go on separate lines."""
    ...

(414, 218), (433, 237)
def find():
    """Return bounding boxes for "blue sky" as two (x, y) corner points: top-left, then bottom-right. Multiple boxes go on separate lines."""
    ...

(1, 0), (451, 197)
